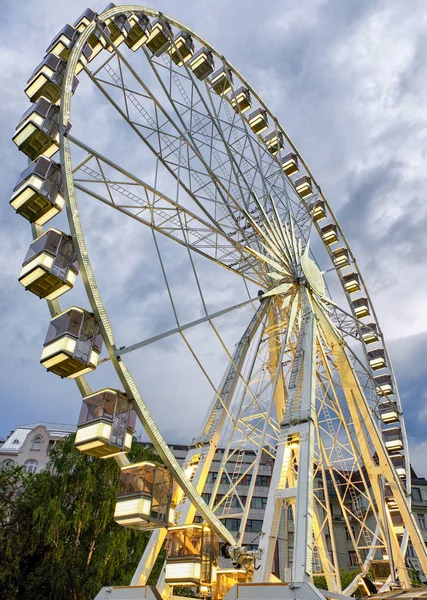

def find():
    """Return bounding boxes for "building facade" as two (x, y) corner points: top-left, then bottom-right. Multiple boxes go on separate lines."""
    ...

(0, 422), (76, 473)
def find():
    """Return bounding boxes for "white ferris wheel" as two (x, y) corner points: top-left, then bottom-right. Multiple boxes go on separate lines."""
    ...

(10, 4), (427, 600)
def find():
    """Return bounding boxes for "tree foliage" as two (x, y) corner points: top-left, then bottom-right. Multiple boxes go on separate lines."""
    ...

(0, 436), (161, 600)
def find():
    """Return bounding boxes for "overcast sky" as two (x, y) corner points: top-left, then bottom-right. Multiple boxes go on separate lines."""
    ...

(1, 1), (427, 475)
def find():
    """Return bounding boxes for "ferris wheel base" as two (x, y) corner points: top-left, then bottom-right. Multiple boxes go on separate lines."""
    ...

(93, 583), (333, 600)
(223, 582), (330, 600)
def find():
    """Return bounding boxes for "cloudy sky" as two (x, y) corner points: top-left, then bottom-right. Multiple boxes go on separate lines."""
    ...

(1, 0), (427, 475)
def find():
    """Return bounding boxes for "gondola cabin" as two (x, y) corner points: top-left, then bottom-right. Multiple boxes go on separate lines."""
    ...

(230, 86), (251, 114)
(371, 561), (391, 585)
(103, 4), (128, 50)
(368, 348), (386, 371)
(281, 152), (299, 176)
(25, 53), (79, 104)
(352, 297), (370, 318)
(189, 47), (215, 80)
(19, 229), (78, 299)
(332, 247), (349, 268)
(40, 307), (102, 378)
(342, 272), (360, 294)
(165, 525), (219, 592)
(321, 223), (339, 245)
(74, 9), (109, 60)
(13, 98), (70, 160)
(361, 323), (378, 344)
(210, 67), (233, 95)
(383, 427), (403, 451)
(46, 24), (93, 72)
(217, 569), (248, 600)
(10, 157), (64, 225)
(378, 401), (399, 424)
(169, 31), (194, 66)
(75, 389), (136, 457)
(124, 13), (151, 51)
(294, 175), (313, 198)
(114, 462), (175, 530)
(248, 107), (268, 135)
(375, 374), (393, 396)
(264, 130), (284, 155)
(308, 199), (326, 222)
(146, 18), (173, 56)
(390, 453), (405, 477)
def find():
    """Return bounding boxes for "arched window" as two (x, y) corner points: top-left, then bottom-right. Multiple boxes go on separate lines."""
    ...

(24, 459), (38, 474)
(32, 436), (42, 451)
(1, 459), (15, 469)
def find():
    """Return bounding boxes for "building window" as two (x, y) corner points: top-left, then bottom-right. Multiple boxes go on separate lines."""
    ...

(348, 551), (358, 566)
(251, 496), (267, 509)
(407, 543), (416, 558)
(193, 515), (203, 524)
(202, 493), (211, 504)
(220, 473), (229, 484)
(206, 472), (217, 483)
(256, 475), (269, 487)
(412, 488), (422, 502)
(24, 459), (38, 474)
(246, 544), (258, 551)
(418, 514), (426, 530)
(246, 519), (263, 533)
(1, 459), (15, 469)
(345, 526), (355, 541)
(32, 436), (42, 451)
(224, 518), (241, 532)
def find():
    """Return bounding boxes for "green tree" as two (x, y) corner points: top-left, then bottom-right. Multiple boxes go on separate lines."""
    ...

(0, 436), (161, 600)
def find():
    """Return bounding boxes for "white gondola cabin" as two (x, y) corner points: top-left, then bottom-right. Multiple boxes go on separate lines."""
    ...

(210, 66), (233, 95)
(217, 569), (248, 600)
(169, 31), (194, 66)
(375, 374), (393, 396)
(146, 18), (173, 56)
(352, 297), (370, 318)
(294, 175), (313, 198)
(189, 47), (215, 81)
(281, 152), (299, 176)
(114, 462), (175, 529)
(75, 389), (136, 457)
(308, 199), (326, 222)
(124, 13), (152, 51)
(332, 247), (349, 268)
(25, 53), (79, 104)
(361, 323), (378, 344)
(40, 307), (102, 378)
(10, 157), (63, 225)
(165, 524), (219, 592)
(74, 9), (109, 61)
(248, 107), (268, 134)
(230, 86), (251, 114)
(378, 400), (399, 424)
(19, 228), (78, 299)
(264, 130), (284, 155)
(368, 348), (386, 371)
(390, 453), (405, 477)
(46, 24), (93, 72)
(321, 223), (339, 245)
(13, 98), (71, 160)
(383, 427), (403, 452)
(103, 4), (128, 50)
(342, 272), (360, 294)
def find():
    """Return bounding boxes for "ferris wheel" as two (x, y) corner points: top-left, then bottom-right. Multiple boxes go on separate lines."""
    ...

(10, 4), (427, 600)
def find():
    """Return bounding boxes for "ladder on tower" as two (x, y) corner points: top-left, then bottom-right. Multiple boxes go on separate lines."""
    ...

(222, 447), (246, 517)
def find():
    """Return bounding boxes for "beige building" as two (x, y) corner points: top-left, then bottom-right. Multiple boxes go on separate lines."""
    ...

(0, 422), (76, 473)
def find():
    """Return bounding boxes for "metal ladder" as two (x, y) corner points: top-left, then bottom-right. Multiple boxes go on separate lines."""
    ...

(222, 447), (246, 517)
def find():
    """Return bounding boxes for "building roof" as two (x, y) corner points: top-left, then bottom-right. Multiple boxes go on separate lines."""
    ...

(0, 422), (76, 454)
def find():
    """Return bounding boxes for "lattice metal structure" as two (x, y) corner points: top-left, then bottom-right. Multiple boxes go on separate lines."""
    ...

(10, 5), (427, 600)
